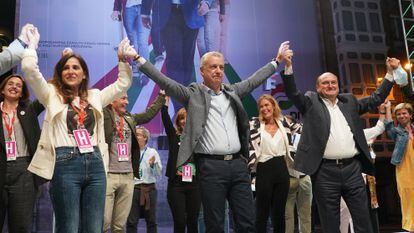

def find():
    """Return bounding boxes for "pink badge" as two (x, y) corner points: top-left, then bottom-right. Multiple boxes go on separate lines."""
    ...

(73, 129), (94, 153)
(6, 140), (17, 161)
(117, 143), (129, 161)
(182, 165), (193, 182)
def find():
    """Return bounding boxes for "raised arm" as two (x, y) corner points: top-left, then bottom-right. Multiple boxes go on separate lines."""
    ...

(21, 27), (53, 105)
(100, 38), (133, 107)
(133, 91), (166, 125)
(280, 48), (312, 114)
(0, 24), (33, 75)
(161, 96), (176, 138)
(137, 58), (191, 104)
(233, 41), (290, 98)
(357, 59), (395, 114)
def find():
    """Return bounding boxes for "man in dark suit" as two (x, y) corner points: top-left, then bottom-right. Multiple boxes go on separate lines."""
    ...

(280, 53), (397, 233)
(136, 42), (290, 232)
(141, 0), (212, 111)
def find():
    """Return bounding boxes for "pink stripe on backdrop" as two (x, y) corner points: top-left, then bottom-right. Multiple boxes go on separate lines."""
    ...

(93, 66), (118, 89)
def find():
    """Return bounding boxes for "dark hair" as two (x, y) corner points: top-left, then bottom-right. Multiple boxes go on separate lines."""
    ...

(49, 54), (89, 103)
(0, 74), (30, 101)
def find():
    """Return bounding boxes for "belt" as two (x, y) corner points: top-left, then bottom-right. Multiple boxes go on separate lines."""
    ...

(290, 175), (307, 179)
(322, 158), (354, 166)
(197, 153), (240, 161)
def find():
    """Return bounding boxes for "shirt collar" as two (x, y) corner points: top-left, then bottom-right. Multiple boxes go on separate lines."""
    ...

(202, 83), (223, 96)
(321, 96), (338, 107)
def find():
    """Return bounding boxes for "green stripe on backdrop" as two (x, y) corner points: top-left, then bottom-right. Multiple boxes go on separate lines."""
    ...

(225, 63), (258, 118)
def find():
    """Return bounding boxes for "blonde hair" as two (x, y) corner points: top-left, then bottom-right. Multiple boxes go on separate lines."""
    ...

(394, 103), (413, 117)
(257, 94), (282, 122)
(174, 107), (187, 134)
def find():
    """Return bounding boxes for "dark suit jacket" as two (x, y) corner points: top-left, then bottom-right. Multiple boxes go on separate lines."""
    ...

(141, 0), (212, 30)
(103, 95), (164, 178)
(281, 72), (393, 175)
(0, 99), (44, 196)
(140, 61), (276, 167)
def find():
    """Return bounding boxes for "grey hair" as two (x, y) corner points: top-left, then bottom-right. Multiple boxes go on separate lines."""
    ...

(136, 126), (150, 143)
(200, 51), (224, 69)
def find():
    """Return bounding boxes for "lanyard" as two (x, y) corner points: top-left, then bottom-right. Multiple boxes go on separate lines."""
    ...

(139, 147), (148, 166)
(70, 100), (87, 128)
(115, 113), (125, 142)
(2, 110), (16, 140)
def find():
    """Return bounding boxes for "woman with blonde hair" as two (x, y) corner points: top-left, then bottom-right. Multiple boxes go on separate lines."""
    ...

(249, 94), (300, 233)
(385, 102), (414, 232)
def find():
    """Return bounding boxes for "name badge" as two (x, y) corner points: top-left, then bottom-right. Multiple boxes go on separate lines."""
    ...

(117, 143), (129, 161)
(73, 129), (94, 153)
(182, 165), (193, 182)
(6, 140), (17, 161)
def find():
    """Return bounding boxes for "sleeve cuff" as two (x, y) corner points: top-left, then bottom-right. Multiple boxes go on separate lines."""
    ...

(284, 65), (293, 75)
(270, 60), (278, 69)
(384, 73), (394, 82)
(136, 57), (147, 66)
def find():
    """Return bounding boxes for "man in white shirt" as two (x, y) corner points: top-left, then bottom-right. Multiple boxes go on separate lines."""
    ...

(280, 52), (398, 233)
(126, 126), (162, 233)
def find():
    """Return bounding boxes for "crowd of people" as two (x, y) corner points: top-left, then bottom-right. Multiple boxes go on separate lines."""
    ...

(0, 6), (413, 233)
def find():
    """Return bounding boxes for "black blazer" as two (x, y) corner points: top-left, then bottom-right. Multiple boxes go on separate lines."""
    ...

(0, 99), (44, 194)
(281, 72), (393, 175)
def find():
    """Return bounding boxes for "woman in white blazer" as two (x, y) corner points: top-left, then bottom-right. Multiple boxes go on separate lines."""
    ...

(21, 29), (136, 233)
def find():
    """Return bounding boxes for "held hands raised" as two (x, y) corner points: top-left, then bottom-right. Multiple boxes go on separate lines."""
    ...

(386, 57), (400, 74)
(275, 41), (293, 67)
(19, 23), (33, 45)
(117, 38), (139, 62)
(25, 26), (40, 50)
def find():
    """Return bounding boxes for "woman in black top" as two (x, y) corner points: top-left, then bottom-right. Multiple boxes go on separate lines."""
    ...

(0, 74), (44, 232)
(161, 96), (201, 233)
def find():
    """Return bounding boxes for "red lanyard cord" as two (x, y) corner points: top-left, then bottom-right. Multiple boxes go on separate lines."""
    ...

(2, 110), (16, 140)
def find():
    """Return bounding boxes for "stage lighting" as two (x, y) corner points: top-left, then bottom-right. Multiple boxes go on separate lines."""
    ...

(404, 63), (412, 70)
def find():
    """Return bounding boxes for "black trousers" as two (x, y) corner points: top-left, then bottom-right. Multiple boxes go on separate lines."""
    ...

(197, 156), (255, 233)
(0, 157), (37, 233)
(167, 178), (201, 233)
(126, 185), (157, 233)
(313, 159), (373, 233)
(255, 157), (289, 233)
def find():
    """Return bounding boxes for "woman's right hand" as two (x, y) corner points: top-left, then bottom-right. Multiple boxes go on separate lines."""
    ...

(26, 26), (40, 50)
(117, 38), (139, 61)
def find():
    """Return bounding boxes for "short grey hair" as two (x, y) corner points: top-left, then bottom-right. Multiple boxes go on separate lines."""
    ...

(200, 51), (224, 69)
(136, 126), (150, 143)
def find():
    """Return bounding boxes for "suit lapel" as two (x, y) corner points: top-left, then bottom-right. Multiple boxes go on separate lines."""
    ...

(337, 100), (355, 133)
(318, 97), (331, 133)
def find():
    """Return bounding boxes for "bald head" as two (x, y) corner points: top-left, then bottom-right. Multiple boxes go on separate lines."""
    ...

(316, 72), (339, 102)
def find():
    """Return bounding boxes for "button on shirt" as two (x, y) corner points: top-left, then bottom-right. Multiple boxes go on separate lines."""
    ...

(194, 86), (241, 155)
(134, 146), (162, 185)
(322, 98), (359, 159)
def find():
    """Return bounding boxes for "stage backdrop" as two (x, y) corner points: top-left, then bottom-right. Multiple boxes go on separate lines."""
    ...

(16, 0), (324, 229)
(17, 0), (324, 132)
